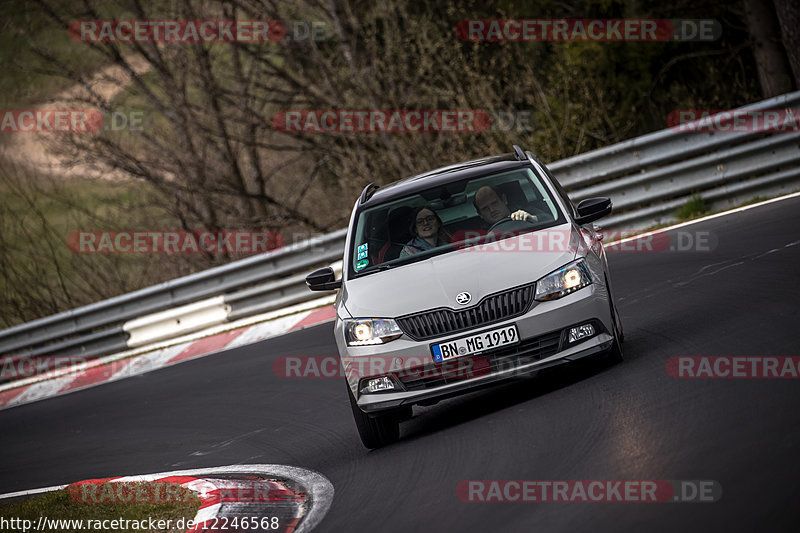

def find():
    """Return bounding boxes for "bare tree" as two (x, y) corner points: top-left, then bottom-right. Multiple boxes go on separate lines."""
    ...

(2, 0), (762, 325)
(0, 161), (194, 327)
(29, 0), (648, 232)
(741, 0), (794, 97)
(772, 0), (800, 88)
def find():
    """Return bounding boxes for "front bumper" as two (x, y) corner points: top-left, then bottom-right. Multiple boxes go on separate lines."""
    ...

(358, 335), (611, 412)
(338, 283), (614, 413)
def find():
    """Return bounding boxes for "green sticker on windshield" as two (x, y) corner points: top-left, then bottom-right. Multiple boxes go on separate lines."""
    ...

(355, 259), (369, 270)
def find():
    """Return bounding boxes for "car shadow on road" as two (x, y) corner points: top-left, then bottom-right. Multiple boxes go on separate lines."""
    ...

(398, 348), (631, 444)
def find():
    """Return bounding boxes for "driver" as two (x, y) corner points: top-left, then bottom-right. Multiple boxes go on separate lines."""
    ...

(473, 185), (539, 231)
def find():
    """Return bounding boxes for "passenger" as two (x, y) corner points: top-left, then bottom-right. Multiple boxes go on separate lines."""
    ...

(399, 206), (452, 257)
(473, 185), (539, 231)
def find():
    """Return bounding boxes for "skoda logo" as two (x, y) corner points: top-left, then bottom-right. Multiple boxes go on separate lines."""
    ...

(455, 292), (472, 305)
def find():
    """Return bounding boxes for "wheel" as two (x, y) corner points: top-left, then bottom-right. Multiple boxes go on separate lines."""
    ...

(605, 276), (624, 363)
(346, 380), (401, 449)
(605, 302), (624, 363)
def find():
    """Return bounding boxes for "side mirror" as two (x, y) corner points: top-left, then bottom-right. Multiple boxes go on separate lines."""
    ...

(306, 267), (342, 291)
(574, 197), (612, 225)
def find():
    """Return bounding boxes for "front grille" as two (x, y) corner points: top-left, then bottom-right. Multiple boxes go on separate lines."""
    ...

(396, 283), (536, 341)
(396, 329), (563, 391)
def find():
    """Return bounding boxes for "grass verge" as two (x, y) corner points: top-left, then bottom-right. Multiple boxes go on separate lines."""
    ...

(0, 482), (200, 533)
(674, 194), (710, 221)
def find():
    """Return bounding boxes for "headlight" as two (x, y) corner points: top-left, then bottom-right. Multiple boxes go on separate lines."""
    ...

(344, 318), (403, 346)
(535, 258), (592, 301)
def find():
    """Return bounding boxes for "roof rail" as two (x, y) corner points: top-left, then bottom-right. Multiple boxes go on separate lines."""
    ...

(359, 182), (380, 204)
(513, 145), (527, 161)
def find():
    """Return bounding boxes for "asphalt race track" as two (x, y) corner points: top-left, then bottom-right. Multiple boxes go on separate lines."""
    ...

(1, 197), (799, 532)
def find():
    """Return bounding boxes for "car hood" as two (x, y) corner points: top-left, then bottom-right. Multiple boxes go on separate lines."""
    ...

(341, 223), (580, 318)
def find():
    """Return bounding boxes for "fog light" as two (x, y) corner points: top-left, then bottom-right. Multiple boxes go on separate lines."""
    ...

(568, 324), (595, 343)
(365, 376), (395, 393)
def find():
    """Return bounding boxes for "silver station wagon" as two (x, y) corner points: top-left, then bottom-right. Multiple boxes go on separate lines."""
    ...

(307, 146), (623, 448)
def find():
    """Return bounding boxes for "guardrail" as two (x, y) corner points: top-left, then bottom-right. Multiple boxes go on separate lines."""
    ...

(2, 91), (799, 380)
(0, 230), (346, 381)
(554, 91), (800, 229)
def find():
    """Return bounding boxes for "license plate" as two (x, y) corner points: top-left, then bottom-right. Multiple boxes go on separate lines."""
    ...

(431, 324), (519, 363)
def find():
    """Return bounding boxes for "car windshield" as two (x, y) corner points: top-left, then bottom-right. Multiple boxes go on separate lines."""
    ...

(349, 167), (565, 276)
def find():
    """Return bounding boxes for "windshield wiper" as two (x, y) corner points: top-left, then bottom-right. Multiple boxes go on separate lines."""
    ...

(357, 263), (397, 276)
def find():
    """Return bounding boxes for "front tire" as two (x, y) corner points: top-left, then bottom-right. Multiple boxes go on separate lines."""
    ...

(347, 381), (401, 449)
(605, 276), (624, 363)
(606, 305), (624, 363)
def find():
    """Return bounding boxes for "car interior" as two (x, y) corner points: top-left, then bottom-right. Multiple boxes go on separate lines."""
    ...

(359, 173), (559, 268)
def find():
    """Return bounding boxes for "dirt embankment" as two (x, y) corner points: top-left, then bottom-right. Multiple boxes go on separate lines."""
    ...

(1, 55), (151, 180)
